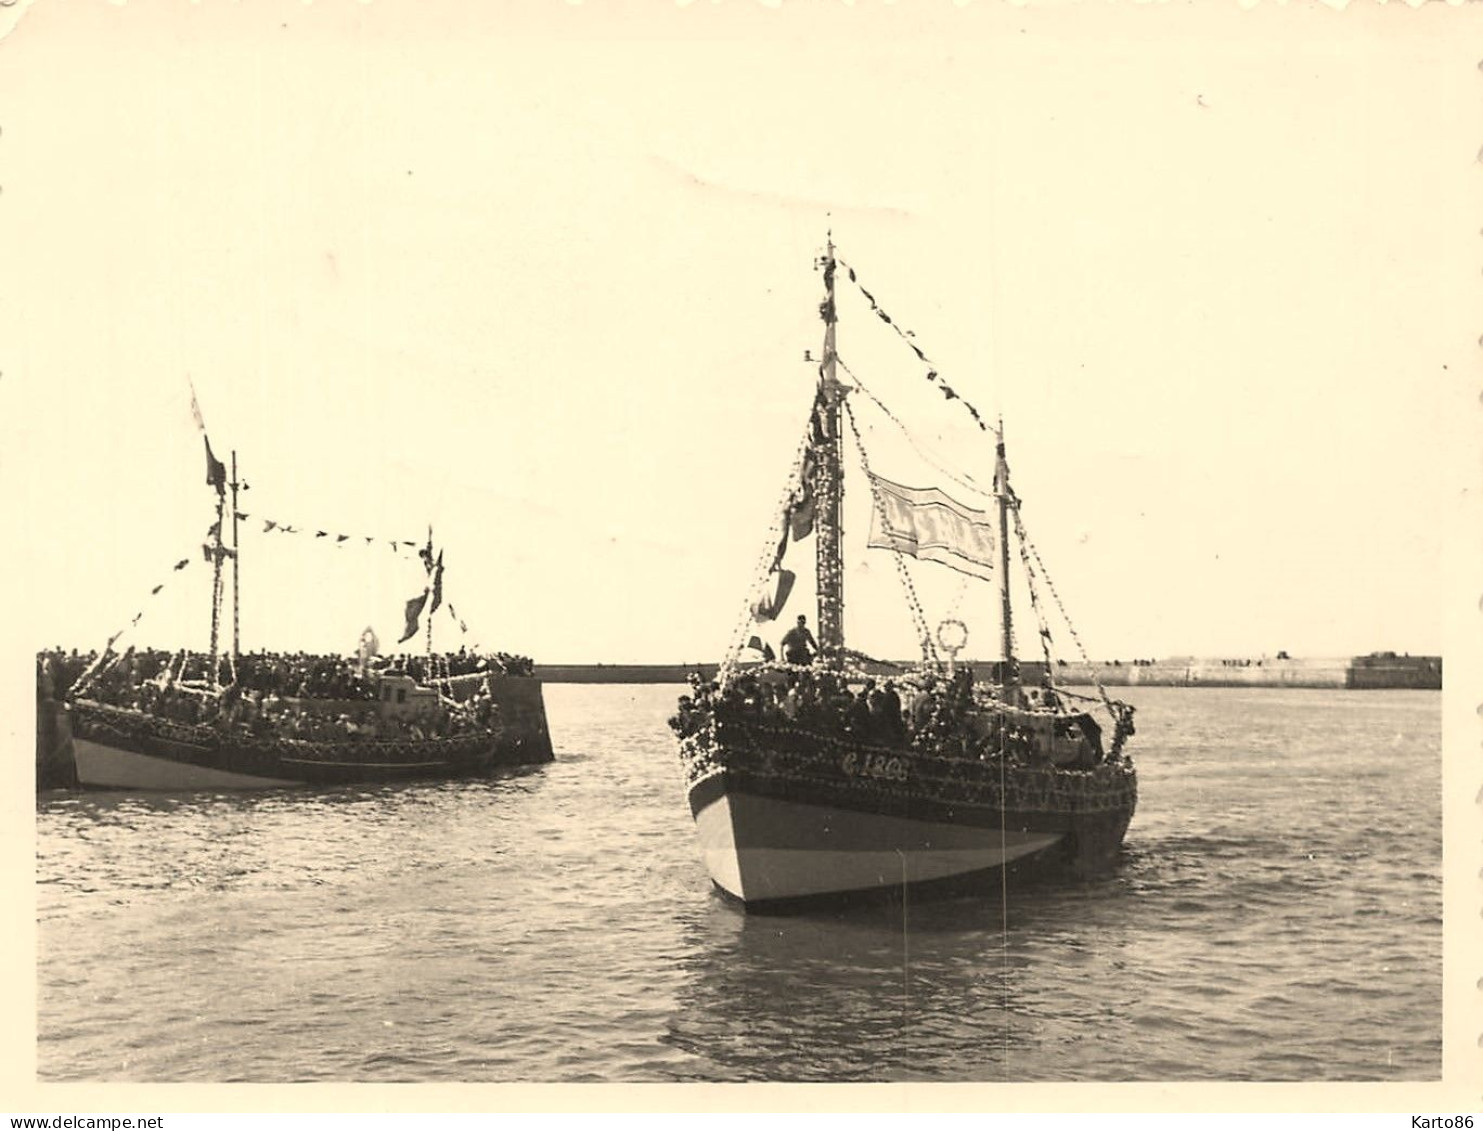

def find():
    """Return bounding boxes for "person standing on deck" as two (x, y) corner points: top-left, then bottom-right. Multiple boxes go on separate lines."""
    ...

(780, 615), (817, 666)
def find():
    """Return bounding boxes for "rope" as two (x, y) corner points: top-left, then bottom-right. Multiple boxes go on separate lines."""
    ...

(719, 428), (815, 686)
(843, 400), (938, 666)
(1008, 500), (1056, 680)
(1010, 494), (1116, 718)
(836, 355), (989, 498)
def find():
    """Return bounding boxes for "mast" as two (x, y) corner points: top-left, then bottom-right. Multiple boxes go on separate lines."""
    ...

(230, 451), (241, 663)
(208, 482), (225, 680)
(815, 235), (847, 669)
(425, 527), (435, 660)
(995, 423), (1015, 696)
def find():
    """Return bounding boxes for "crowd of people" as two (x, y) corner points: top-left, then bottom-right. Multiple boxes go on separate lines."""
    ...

(35, 645), (520, 744)
(669, 662), (1116, 767)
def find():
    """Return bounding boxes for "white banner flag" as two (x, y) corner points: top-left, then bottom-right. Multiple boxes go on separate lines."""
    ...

(866, 473), (996, 581)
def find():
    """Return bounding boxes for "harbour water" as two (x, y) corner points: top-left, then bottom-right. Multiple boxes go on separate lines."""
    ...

(35, 685), (1441, 1082)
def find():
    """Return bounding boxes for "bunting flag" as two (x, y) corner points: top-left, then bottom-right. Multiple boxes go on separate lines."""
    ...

(430, 551), (445, 613)
(448, 603), (470, 635)
(866, 472), (996, 581)
(418, 529), (435, 574)
(336, 534), (349, 544)
(837, 258), (991, 434)
(399, 591), (429, 644)
(751, 569), (796, 623)
(73, 550), (200, 696)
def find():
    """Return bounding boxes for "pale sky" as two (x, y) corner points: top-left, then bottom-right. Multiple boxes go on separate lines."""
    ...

(3, 1), (1475, 665)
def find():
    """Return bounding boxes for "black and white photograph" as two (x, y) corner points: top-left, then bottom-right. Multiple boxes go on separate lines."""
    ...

(5, 0), (1479, 1113)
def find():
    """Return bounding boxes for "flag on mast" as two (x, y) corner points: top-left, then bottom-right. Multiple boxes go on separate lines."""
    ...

(430, 551), (445, 614)
(188, 378), (227, 495)
(399, 591), (428, 644)
(866, 473), (996, 581)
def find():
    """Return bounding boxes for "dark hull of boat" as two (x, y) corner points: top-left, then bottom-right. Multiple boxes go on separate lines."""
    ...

(680, 719), (1136, 909)
(55, 700), (552, 791)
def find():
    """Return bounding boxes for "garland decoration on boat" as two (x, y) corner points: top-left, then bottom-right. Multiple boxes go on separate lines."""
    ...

(1005, 490), (1116, 713)
(835, 257), (992, 434)
(71, 699), (503, 763)
(1007, 499), (1058, 677)
(1002, 492), (1136, 751)
(677, 720), (1136, 815)
(936, 618), (969, 656)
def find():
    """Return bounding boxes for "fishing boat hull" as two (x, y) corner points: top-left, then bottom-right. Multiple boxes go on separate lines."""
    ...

(53, 692), (554, 792)
(681, 719), (1136, 909)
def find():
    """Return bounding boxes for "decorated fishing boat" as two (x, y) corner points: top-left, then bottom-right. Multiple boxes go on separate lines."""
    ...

(670, 238), (1139, 909)
(37, 406), (553, 791)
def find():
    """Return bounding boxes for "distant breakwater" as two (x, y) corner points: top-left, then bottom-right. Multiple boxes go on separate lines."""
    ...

(532, 654), (1440, 690)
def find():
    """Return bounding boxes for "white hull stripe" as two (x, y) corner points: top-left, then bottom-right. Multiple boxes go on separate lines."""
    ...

(71, 737), (303, 791)
(694, 791), (1063, 903)
(278, 758), (449, 768)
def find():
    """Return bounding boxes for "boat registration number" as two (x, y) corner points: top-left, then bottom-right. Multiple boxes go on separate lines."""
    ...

(841, 752), (908, 783)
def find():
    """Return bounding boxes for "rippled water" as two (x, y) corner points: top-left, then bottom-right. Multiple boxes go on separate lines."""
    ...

(35, 685), (1441, 1082)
